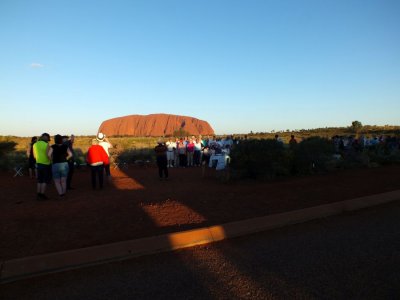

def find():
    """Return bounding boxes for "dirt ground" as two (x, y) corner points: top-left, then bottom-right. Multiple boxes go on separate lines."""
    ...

(1, 164), (400, 260)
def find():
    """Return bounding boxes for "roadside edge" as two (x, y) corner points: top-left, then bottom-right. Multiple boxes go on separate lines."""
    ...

(2, 190), (400, 283)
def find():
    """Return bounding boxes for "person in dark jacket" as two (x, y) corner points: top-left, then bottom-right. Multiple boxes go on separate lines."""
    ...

(26, 136), (37, 179)
(154, 140), (168, 180)
(49, 134), (73, 197)
(64, 134), (76, 190)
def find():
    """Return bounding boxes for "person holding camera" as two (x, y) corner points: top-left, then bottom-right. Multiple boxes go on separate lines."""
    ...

(154, 139), (168, 180)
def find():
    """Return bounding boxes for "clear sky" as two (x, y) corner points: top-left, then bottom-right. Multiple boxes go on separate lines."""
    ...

(1, 0), (399, 136)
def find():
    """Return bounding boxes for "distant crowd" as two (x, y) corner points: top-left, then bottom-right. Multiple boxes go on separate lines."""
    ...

(153, 135), (236, 179)
(331, 135), (400, 153)
(26, 132), (399, 200)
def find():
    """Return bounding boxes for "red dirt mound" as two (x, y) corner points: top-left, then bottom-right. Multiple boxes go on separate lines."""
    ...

(98, 114), (215, 136)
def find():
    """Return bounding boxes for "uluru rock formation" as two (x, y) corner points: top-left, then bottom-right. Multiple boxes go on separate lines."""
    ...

(98, 114), (215, 137)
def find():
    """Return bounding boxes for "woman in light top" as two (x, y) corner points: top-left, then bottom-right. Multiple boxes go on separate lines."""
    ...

(165, 138), (176, 168)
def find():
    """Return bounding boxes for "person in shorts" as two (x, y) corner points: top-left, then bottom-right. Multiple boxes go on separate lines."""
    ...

(49, 134), (72, 197)
(33, 133), (52, 200)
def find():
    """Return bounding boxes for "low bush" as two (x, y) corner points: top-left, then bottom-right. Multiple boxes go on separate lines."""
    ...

(292, 137), (336, 174)
(367, 147), (400, 165)
(0, 141), (17, 157)
(230, 139), (290, 179)
(0, 141), (21, 170)
(116, 148), (155, 164)
(229, 137), (399, 180)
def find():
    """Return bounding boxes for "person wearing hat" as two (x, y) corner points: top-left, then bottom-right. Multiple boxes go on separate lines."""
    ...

(33, 133), (52, 200)
(86, 139), (109, 189)
(96, 132), (113, 180)
(154, 139), (168, 180)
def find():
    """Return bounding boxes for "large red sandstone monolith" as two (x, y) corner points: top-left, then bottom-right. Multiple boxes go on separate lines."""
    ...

(98, 114), (214, 136)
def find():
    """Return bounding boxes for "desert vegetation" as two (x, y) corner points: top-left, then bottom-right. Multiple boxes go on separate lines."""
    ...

(230, 136), (400, 180)
(1, 123), (399, 180)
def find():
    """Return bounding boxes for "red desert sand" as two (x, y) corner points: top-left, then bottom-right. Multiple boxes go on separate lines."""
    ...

(1, 164), (400, 260)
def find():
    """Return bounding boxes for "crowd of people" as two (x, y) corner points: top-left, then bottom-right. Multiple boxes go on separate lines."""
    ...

(27, 132), (113, 200)
(26, 132), (399, 199)
(26, 133), (237, 198)
(152, 135), (235, 180)
(27, 133), (75, 200)
(331, 134), (400, 153)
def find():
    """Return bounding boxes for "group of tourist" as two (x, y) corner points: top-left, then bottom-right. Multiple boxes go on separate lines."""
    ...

(27, 132), (113, 200)
(332, 135), (400, 154)
(27, 133), (75, 200)
(27, 132), (399, 198)
(28, 132), (235, 198)
(153, 135), (235, 180)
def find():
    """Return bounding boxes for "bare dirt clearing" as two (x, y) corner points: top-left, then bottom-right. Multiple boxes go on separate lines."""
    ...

(1, 164), (399, 260)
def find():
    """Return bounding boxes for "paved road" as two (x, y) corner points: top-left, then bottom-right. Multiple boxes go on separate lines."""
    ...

(2, 201), (400, 299)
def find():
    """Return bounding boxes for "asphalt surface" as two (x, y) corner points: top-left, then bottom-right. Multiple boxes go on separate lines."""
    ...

(2, 201), (400, 300)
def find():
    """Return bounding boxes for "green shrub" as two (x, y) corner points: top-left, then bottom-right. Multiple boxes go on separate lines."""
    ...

(0, 141), (21, 170)
(367, 147), (400, 165)
(116, 148), (155, 163)
(0, 141), (17, 157)
(293, 137), (335, 174)
(230, 139), (290, 179)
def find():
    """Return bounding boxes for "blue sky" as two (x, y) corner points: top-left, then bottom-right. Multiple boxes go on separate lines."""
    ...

(1, 0), (399, 136)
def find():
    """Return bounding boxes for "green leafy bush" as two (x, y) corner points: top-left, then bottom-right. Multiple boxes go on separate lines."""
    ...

(0, 141), (17, 157)
(116, 148), (155, 164)
(293, 137), (336, 174)
(367, 146), (400, 165)
(230, 139), (290, 179)
(0, 141), (24, 170)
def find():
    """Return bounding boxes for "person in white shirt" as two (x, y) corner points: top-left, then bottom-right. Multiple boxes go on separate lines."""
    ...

(165, 138), (176, 167)
(97, 132), (113, 180)
(193, 138), (203, 166)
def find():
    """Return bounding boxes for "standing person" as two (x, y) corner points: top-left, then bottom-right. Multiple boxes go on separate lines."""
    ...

(178, 138), (187, 167)
(97, 133), (113, 181)
(193, 138), (202, 166)
(33, 133), (52, 200)
(186, 138), (195, 167)
(49, 134), (72, 197)
(64, 135), (76, 190)
(174, 138), (180, 167)
(26, 136), (37, 179)
(154, 140), (168, 180)
(274, 134), (283, 144)
(289, 135), (298, 149)
(165, 137), (176, 167)
(86, 139), (109, 190)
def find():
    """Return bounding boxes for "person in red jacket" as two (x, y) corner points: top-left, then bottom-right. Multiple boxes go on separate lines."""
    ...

(86, 139), (109, 189)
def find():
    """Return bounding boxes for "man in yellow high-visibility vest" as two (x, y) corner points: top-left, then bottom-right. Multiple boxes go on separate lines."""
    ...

(33, 133), (51, 200)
